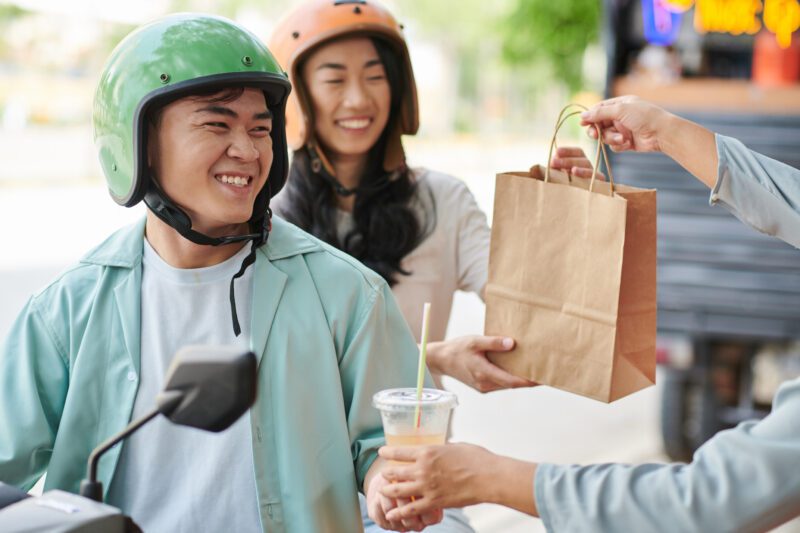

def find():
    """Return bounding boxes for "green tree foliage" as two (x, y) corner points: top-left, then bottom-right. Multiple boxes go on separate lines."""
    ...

(502, 0), (601, 92)
(393, 0), (513, 131)
(0, 4), (26, 21)
(0, 4), (28, 60)
(168, 0), (295, 19)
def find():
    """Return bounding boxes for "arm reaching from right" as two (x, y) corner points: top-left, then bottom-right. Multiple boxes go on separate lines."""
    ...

(373, 97), (800, 533)
(378, 377), (800, 532)
(579, 95), (718, 188)
(581, 96), (800, 248)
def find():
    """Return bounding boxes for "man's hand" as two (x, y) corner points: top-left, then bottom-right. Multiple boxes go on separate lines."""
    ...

(427, 336), (536, 393)
(366, 470), (409, 531)
(365, 458), (442, 531)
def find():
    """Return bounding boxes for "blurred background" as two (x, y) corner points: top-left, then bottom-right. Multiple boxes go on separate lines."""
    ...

(1, 0), (799, 530)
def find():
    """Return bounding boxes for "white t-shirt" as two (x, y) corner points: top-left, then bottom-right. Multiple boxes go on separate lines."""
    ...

(334, 169), (491, 342)
(106, 239), (261, 532)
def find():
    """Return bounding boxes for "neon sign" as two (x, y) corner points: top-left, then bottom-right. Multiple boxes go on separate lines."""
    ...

(643, 0), (684, 45)
(645, 0), (800, 48)
(764, 0), (800, 47)
(663, 0), (695, 11)
(693, 0), (762, 35)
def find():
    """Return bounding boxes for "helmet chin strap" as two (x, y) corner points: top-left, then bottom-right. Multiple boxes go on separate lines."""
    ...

(227, 213), (270, 336)
(307, 145), (401, 198)
(144, 181), (265, 246)
(308, 146), (359, 197)
(143, 179), (271, 336)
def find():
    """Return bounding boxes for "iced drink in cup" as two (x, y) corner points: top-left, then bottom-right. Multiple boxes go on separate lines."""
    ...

(373, 388), (457, 452)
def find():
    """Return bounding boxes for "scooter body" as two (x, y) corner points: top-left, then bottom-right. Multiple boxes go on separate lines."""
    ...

(0, 489), (125, 533)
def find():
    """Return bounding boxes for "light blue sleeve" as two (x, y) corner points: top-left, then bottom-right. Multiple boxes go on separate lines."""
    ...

(535, 137), (800, 531)
(337, 282), (429, 490)
(0, 297), (69, 491)
(710, 134), (800, 249)
(535, 378), (800, 532)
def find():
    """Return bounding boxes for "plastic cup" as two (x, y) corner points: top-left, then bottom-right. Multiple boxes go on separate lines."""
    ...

(373, 388), (457, 449)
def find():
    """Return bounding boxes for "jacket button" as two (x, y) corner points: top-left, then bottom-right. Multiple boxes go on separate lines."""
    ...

(127, 371), (137, 381)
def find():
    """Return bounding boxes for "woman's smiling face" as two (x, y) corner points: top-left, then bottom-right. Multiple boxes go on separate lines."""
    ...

(302, 36), (391, 163)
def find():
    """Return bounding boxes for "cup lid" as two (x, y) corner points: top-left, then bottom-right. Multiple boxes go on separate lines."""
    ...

(372, 388), (457, 412)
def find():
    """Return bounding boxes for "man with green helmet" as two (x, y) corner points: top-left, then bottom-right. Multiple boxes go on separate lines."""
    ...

(0, 13), (430, 532)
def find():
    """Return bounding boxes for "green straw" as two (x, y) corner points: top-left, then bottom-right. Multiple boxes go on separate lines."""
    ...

(414, 302), (432, 428)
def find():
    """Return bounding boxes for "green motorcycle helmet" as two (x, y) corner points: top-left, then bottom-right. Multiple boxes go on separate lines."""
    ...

(93, 13), (292, 336)
(93, 13), (291, 235)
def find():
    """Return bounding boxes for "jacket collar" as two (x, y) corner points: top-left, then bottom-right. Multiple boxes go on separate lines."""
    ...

(79, 215), (320, 268)
(262, 216), (320, 260)
(80, 218), (147, 268)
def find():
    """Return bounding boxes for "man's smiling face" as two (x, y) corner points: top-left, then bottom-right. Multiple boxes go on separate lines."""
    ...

(148, 87), (274, 237)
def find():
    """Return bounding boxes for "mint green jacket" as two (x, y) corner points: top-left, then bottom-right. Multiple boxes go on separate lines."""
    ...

(0, 216), (423, 532)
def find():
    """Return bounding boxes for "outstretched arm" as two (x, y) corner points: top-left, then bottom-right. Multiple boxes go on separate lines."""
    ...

(379, 377), (800, 532)
(580, 96), (718, 188)
(581, 95), (800, 247)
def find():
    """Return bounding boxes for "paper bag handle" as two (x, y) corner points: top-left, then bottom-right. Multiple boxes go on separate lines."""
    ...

(545, 103), (616, 194)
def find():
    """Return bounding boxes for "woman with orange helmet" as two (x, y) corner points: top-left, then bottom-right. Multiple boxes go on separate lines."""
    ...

(269, 0), (545, 392)
(269, 3), (591, 529)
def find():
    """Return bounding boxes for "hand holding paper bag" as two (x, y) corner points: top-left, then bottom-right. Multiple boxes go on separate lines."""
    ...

(485, 104), (657, 402)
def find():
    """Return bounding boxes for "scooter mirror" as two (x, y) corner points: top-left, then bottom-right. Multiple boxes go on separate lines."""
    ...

(79, 345), (258, 503)
(156, 345), (257, 432)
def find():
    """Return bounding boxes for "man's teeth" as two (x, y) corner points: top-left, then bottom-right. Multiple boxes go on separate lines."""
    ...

(217, 175), (250, 187)
(338, 118), (370, 129)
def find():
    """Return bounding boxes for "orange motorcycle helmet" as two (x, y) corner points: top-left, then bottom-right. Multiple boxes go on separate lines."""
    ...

(269, 0), (419, 173)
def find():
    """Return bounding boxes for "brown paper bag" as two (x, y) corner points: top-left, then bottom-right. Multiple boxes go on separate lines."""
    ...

(485, 105), (657, 403)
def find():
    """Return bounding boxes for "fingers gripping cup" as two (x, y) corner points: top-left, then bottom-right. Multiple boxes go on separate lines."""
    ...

(373, 388), (457, 449)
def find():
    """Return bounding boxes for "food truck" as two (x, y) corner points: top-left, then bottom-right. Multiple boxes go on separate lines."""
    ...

(602, 0), (800, 460)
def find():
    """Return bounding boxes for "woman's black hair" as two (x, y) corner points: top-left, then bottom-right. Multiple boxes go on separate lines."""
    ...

(277, 37), (432, 286)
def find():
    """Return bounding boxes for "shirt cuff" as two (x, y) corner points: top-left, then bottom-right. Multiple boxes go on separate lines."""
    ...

(355, 435), (386, 492)
(534, 462), (558, 531)
(709, 133), (727, 206)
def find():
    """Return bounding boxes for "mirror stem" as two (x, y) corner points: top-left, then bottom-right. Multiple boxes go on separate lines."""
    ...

(79, 406), (160, 502)
(79, 390), (186, 502)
